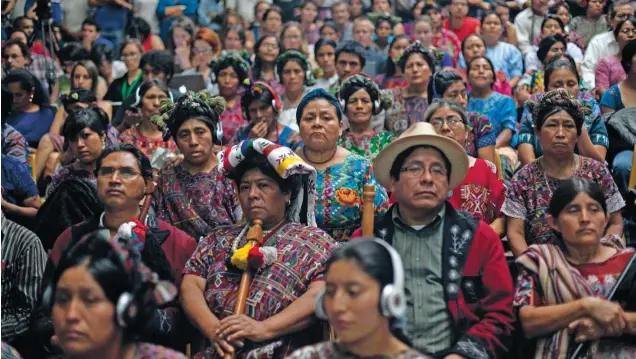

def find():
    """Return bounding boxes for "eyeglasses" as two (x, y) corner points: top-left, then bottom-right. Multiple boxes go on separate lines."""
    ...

(193, 46), (214, 54)
(121, 52), (139, 60)
(400, 164), (447, 179)
(620, 28), (636, 36)
(262, 43), (279, 50)
(98, 166), (142, 179)
(451, 2), (468, 7)
(615, 13), (633, 21)
(429, 118), (464, 128)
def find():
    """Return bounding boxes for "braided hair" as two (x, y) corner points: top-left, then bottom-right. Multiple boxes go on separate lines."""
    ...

(397, 41), (436, 73)
(211, 51), (251, 84)
(339, 73), (392, 115)
(151, 90), (226, 144)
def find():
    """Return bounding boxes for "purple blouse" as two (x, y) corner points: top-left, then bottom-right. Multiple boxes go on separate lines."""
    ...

(595, 55), (627, 90)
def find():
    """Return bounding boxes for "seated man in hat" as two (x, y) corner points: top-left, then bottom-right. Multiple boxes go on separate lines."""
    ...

(354, 122), (514, 359)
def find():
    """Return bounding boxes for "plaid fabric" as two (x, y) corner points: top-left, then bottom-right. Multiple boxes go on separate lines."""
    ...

(27, 55), (63, 94)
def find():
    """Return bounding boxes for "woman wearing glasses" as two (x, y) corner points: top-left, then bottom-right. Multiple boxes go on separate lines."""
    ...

(181, 28), (223, 92)
(104, 40), (144, 106)
(423, 99), (506, 235)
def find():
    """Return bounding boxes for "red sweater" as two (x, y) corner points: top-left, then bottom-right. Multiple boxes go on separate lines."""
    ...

(443, 17), (480, 43)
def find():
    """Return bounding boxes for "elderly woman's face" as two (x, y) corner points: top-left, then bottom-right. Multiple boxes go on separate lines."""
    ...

(282, 26), (303, 51)
(549, 192), (609, 248)
(324, 259), (385, 344)
(538, 110), (578, 156)
(238, 168), (291, 227)
(176, 118), (217, 166)
(70, 128), (104, 165)
(547, 67), (579, 98)
(428, 106), (467, 146)
(52, 264), (120, 358)
(299, 99), (343, 151)
(617, 21), (636, 50)
(346, 89), (374, 126)
(442, 81), (468, 108)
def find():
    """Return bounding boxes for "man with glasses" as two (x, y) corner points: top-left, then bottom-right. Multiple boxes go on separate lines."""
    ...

(46, 143), (197, 348)
(444, 0), (480, 42)
(354, 122), (515, 359)
(582, 0), (635, 89)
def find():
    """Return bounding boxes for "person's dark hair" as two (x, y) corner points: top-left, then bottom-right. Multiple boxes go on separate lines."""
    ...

(621, 39), (636, 74)
(223, 25), (247, 46)
(320, 22), (338, 35)
(140, 50), (174, 80)
(427, 69), (464, 103)
(9, 29), (28, 41)
(339, 74), (390, 115)
(227, 152), (302, 216)
(96, 143), (153, 184)
(62, 107), (109, 143)
(276, 50), (315, 86)
(162, 91), (225, 143)
(90, 44), (114, 68)
(324, 239), (411, 345)
(548, 177), (608, 229)
(480, 11), (503, 27)
(253, 35), (282, 81)
(389, 145), (452, 182)
(466, 56), (496, 88)
(397, 42), (435, 73)
(530, 90), (584, 135)
(610, 0), (634, 20)
(384, 34), (411, 78)
(314, 38), (338, 59)
(2, 83), (13, 121)
(59, 42), (90, 63)
(5, 68), (50, 107)
(549, 2), (570, 16)
(211, 53), (250, 84)
(81, 17), (101, 32)
(3, 38), (32, 61)
(71, 60), (100, 94)
(133, 78), (171, 109)
(543, 55), (580, 93)
(537, 34), (567, 64)
(241, 82), (279, 121)
(12, 16), (32, 32)
(335, 41), (367, 69)
(127, 17), (152, 42)
(51, 231), (171, 339)
(541, 14), (565, 33)
(263, 7), (283, 23)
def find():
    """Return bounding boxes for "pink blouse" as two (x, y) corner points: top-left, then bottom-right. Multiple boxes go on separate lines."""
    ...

(595, 55), (627, 90)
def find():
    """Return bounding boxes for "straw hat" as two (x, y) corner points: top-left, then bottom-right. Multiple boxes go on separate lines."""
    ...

(373, 122), (469, 189)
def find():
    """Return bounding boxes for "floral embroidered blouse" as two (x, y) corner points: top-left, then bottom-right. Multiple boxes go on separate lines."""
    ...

(464, 112), (496, 158)
(337, 130), (396, 159)
(219, 100), (246, 145)
(153, 165), (242, 240)
(117, 127), (179, 159)
(182, 222), (338, 358)
(315, 154), (389, 241)
(501, 156), (625, 246)
(466, 92), (518, 147)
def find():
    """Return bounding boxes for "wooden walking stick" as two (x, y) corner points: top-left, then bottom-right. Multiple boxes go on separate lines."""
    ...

(224, 219), (264, 359)
(138, 194), (153, 222)
(362, 184), (376, 237)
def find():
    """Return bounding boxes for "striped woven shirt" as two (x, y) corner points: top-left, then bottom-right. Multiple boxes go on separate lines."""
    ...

(1, 213), (47, 342)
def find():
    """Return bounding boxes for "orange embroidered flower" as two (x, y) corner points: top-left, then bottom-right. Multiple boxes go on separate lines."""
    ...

(336, 188), (360, 207)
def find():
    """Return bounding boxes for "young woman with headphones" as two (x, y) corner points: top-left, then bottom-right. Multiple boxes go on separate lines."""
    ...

(286, 238), (432, 359)
(116, 79), (179, 164)
(150, 90), (243, 240)
(232, 80), (304, 151)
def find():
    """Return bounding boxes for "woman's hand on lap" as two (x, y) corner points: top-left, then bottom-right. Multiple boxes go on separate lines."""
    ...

(582, 297), (626, 336)
(216, 314), (272, 343)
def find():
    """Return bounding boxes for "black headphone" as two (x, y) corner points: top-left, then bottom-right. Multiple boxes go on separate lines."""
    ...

(314, 239), (407, 320)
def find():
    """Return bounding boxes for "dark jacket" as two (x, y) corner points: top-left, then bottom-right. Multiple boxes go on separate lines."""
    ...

(354, 203), (515, 359)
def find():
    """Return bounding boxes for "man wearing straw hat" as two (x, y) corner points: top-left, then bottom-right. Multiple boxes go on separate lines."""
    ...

(357, 122), (515, 359)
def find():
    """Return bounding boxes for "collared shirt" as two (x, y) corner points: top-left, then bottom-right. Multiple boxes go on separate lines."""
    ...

(391, 205), (453, 356)
(1, 212), (47, 342)
(514, 8), (545, 55)
(582, 31), (618, 89)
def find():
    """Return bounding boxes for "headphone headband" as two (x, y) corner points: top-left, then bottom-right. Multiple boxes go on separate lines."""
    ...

(371, 238), (405, 302)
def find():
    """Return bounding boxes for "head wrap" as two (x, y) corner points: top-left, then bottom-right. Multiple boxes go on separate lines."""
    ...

(218, 139), (318, 227)
(85, 228), (177, 326)
(396, 40), (440, 72)
(275, 50), (317, 87)
(339, 73), (393, 114)
(296, 88), (343, 124)
(527, 88), (585, 131)
(211, 51), (251, 84)
(151, 89), (226, 142)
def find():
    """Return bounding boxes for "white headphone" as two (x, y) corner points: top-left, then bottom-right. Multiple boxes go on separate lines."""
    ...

(315, 238), (407, 319)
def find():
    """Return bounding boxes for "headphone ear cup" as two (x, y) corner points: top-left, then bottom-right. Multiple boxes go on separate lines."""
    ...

(381, 284), (407, 318)
(314, 290), (328, 320)
(215, 121), (223, 144)
(116, 292), (134, 328)
(42, 284), (54, 311)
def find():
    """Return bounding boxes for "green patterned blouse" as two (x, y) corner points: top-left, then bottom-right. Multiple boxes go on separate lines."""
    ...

(338, 130), (396, 160)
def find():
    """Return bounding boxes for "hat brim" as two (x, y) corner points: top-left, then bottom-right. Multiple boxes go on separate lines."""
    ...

(373, 134), (469, 190)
